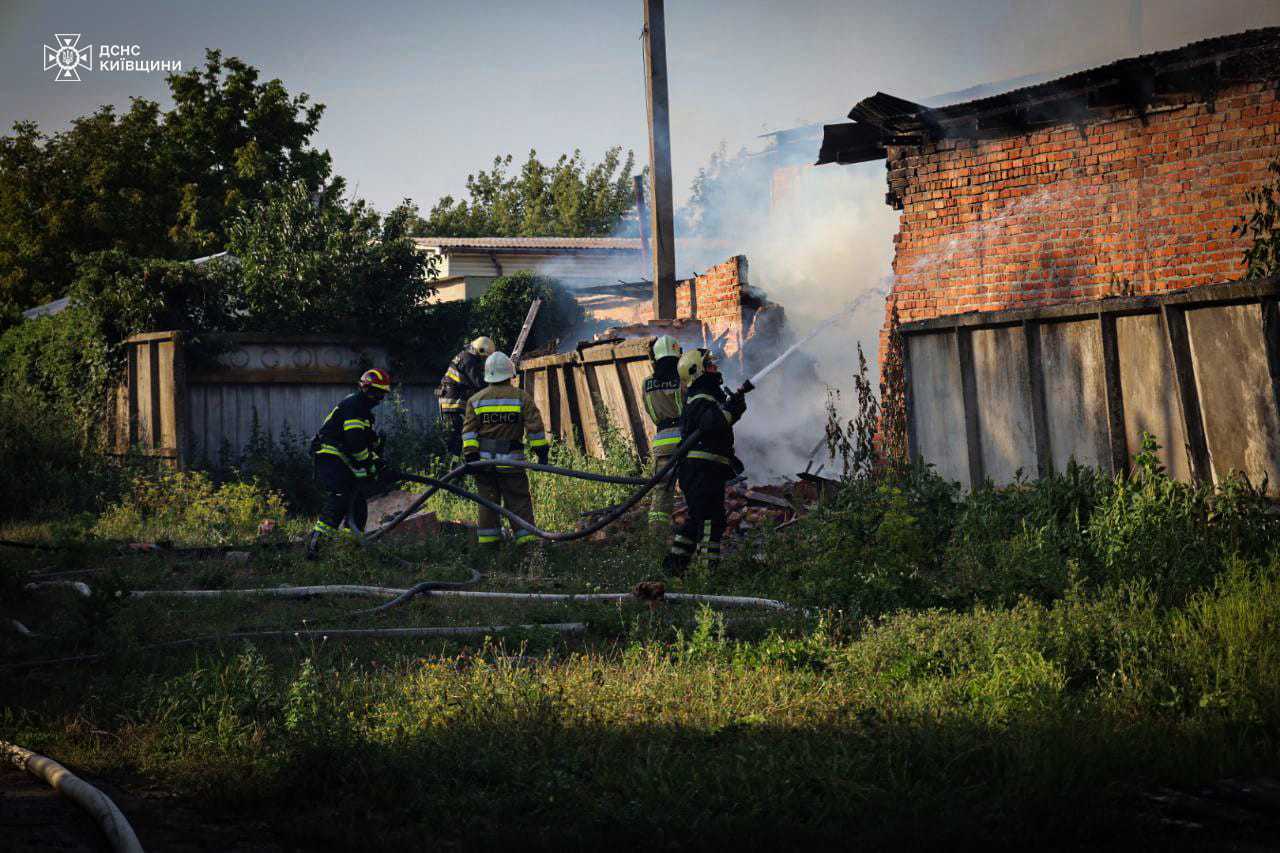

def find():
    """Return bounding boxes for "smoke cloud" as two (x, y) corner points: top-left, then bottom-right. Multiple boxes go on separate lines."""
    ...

(680, 155), (900, 480)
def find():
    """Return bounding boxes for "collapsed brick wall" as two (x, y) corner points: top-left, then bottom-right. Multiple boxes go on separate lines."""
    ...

(675, 255), (749, 356)
(886, 81), (1280, 326)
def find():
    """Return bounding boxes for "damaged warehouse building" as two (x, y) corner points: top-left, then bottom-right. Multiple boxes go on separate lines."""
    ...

(820, 26), (1280, 490)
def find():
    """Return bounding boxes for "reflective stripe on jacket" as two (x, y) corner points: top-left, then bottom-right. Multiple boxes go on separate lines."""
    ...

(314, 392), (378, 473)
(462, 382), (549, 468)
(679, 375), (739, 470)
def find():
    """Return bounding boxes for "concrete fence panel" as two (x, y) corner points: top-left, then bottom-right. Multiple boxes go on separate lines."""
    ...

(111, 333), (440, 467)
(901, 277), (1280, 492)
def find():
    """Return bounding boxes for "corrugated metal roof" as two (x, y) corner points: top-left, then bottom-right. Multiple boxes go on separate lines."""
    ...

(413, 237), (732, 253)
(21, 296), (70, 320)
(415, 237), (640, 251)
(819, 26), (1280, 165)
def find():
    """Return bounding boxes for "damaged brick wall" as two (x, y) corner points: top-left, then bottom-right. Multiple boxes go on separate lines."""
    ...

(675, 255), (751, 357)
(887, 81), (1280, 325)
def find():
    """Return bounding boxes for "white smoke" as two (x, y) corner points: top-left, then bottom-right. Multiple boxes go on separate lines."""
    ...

(679, 157), (899, 480)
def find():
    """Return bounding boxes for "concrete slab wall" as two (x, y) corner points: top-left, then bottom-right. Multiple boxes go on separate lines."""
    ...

(1115, 313), (1191, 480)
(906, 331), (970, 488)
(970, 327), (1037, 483)
(1039, 319), (1112, 473)
(899, 279), (1280, 492)
(1186, 303), (1280, 488)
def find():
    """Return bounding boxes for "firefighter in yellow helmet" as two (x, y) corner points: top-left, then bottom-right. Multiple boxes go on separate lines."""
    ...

(437, 336), (495, 455)
(642, 335), (684, 528)
(462, 351), (550, 546)
(663, 348), (746, 575)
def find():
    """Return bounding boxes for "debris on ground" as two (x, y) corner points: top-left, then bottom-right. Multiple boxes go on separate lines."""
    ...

(573, 470), (831, 544)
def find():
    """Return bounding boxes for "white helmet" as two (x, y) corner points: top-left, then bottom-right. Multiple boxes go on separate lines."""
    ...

(484, 351), (516, 383)
(652, 334), (682, 361)
(470, 336), (496, 358)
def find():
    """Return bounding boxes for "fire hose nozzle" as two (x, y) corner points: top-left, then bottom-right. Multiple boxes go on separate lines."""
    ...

(739, 379), (755, 395)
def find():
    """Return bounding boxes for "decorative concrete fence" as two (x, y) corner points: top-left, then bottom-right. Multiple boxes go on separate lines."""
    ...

(110, 333), (441, 466)
(900, 277), (1280, 492)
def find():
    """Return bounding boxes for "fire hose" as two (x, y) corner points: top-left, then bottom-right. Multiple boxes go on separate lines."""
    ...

(2, 739), (144, 852)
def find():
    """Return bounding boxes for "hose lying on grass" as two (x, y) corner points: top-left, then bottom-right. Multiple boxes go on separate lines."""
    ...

(1, 739), (144, 853)
(6, 618), (37, 637)
(1, 623), (588, 671)
(127, 568), (484, 606)
(362, 428), (705, 544)
(124, 584), (793, 611)
(24, 580), (92, 597)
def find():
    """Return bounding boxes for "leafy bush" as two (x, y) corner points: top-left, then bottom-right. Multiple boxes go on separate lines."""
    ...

(93, 469), (287, 546)
(469, 271), (583, 355)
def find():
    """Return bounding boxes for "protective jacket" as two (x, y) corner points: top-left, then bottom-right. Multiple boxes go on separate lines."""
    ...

(462, 383), (550, 468)
(680, 374), (743, 472)
(313, 392), (380, 478)
(643, 357), (684, 455)
(437, 349), (486, 414)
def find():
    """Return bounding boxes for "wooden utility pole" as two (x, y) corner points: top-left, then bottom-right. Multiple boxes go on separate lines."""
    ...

(633, 174), (652, 278)
(642, 0), (677, 319)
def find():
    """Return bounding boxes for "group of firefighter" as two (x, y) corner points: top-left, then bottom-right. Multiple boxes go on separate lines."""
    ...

(305, 334), (746, 575)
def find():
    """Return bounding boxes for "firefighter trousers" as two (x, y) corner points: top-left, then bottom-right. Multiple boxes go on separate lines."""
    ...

(648, 449), (679, 527)
(440, 410), (465, 456)
(474, 470), (537, 545)
(668, 460), (729, 570)
(313, 455), (368, 535)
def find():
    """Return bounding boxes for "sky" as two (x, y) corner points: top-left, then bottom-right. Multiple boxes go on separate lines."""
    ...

(1, 0), (1278, 213)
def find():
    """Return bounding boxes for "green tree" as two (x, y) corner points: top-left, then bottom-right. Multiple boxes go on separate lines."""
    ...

(416, 148), (638, 238)
(468, 271), (584, 356)
(225, 182), (438, 345)
(0, 50), (335, 315)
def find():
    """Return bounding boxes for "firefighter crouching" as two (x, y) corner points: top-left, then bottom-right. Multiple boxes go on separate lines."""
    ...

(437, 336), (495, 455)
(462, 352), (550, 546)
(642, 335), (684, 529)
(307, 368), (391, 560)
(662, 349), (746, 575)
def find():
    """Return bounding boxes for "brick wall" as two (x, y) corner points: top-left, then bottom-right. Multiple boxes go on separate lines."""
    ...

(596, 256), (754, 359)
(675, 255), (750, 358)
(675, 254), (747, 323)
(887, 81), (1280, 326)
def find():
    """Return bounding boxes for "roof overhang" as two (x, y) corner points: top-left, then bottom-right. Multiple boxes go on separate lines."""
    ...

(818, 26), (1280, 166)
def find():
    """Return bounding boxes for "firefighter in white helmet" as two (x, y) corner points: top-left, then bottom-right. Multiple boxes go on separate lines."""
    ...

(437, 336), (496, 455)
(642, 335), (684, 529)
(462, 351), (550, 546)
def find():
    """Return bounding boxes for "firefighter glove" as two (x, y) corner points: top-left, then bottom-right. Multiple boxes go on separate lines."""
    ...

(535, 446), (549, 466)
(725, 392), (747, 419)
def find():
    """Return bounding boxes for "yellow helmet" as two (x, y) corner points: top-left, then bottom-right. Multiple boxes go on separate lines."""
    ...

(470, 336), (496, 358)
(677, 348), (712, 385)
(652, 334), (682, 361)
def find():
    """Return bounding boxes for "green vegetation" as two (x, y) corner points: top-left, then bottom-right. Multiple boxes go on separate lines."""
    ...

(1236, 158), (1280, 278)
(3, 421), (1279, 848)
(415, 147), (639, 238)
(0, 51), (335, 317)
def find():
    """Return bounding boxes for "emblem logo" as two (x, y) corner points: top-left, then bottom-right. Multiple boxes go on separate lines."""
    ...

(43, 34), (92, 82)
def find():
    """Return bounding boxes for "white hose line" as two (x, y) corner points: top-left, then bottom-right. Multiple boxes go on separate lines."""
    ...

(7, 618), (38, 637)
(24, 580), (92, 597)
(1, 739), (144, 853)
(125, 585), (795, 611)
(426, 590), (795, 611)
(129, 584), (405, 601)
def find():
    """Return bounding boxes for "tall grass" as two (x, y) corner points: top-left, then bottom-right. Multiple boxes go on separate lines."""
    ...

(422, 425), (641, 534)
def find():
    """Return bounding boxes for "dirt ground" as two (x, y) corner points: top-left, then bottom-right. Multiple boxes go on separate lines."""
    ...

(0, 763), (288, 852)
